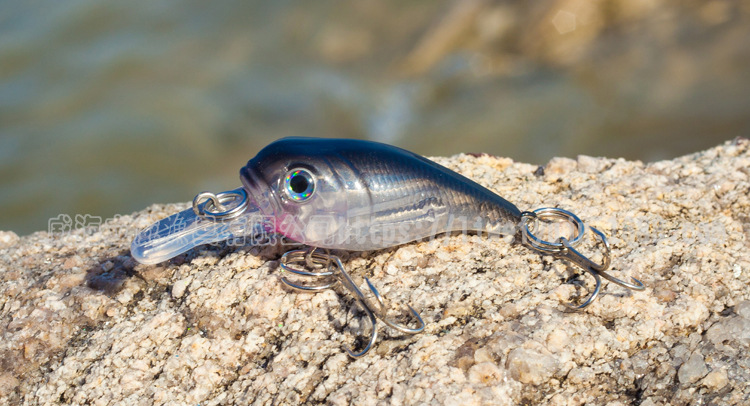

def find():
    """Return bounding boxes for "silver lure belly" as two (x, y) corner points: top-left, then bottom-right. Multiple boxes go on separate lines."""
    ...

(240, 138), (522, 250)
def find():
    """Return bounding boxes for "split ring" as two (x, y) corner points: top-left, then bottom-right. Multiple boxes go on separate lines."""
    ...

(192, 188), (249, 220)
(521, 207), (585, 253)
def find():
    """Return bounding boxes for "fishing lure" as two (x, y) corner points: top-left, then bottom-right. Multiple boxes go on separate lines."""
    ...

(132, 137), (643, 357)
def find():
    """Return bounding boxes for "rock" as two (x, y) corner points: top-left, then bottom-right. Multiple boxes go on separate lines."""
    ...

(701, 368), (729, 391)
(506, 347), (559, 385)
(467, 361), (505, 385)
(705, 301), (750, 347)
(737, 301), (750, 319)
(171, 278), (190, 299)
(678, 352), (708, 384)
(0, 231), (19, 248)
(1, 139), (750, 405)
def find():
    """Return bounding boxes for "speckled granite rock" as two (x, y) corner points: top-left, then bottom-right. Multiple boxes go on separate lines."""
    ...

(1, 139), (749, 405)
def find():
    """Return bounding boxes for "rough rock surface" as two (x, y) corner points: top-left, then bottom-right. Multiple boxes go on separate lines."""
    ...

(1, 139), (749, 405)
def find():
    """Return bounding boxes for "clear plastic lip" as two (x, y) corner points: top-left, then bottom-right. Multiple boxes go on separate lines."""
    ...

(130, 189), (265, 265)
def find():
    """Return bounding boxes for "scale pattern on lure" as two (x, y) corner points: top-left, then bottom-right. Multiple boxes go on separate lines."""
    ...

(132, 137), (644, 357)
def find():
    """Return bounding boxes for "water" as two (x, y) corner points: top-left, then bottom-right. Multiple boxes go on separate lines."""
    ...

(1, 0), (749, 235)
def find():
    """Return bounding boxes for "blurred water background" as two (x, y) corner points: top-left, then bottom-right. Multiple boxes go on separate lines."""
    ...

(1, 0), (749, 235)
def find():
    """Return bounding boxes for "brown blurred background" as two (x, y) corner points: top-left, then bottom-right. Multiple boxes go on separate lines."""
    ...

(1, 0), (749, 235)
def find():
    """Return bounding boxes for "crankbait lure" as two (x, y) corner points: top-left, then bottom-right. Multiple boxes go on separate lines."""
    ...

(132, 137), (643, 357)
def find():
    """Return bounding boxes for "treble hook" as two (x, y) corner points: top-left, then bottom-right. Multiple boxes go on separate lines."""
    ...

(279, 248), (425, 357)
(521, 208), (645, 309)
(331, 255), (424, 357)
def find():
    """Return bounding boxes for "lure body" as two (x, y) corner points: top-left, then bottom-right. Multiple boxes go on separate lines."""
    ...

(240, 138), (521, 250)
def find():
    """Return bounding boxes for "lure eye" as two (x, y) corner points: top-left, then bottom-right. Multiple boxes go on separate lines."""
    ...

(283, 168), (315, 202)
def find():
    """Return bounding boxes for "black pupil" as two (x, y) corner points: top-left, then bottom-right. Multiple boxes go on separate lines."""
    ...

(289, 173), (310, 194)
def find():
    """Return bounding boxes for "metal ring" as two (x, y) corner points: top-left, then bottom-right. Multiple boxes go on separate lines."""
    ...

(279, 249), (335, 277)
(192, 188), (249, 220)
(521, 207), (585, 253)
